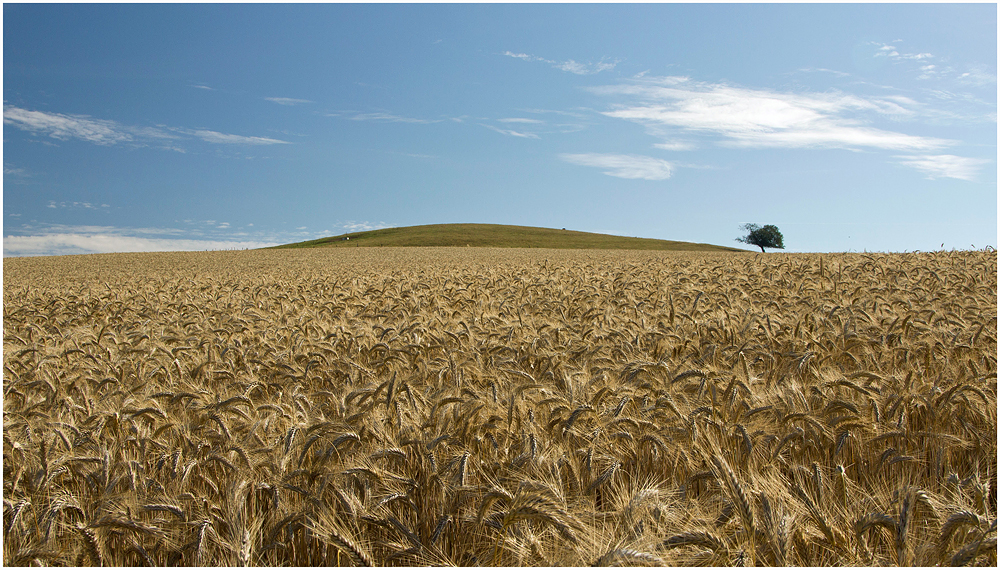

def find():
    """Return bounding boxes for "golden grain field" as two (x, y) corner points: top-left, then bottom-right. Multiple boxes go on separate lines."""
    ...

(3, 247), (997, 566)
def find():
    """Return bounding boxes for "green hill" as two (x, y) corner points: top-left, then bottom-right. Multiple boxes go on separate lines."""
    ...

(275, 223), (743, 252)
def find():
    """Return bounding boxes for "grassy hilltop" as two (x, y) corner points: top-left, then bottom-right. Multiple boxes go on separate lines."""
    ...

(275, 223), (744, 252)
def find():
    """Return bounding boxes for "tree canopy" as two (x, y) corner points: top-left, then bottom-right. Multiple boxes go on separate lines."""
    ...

(736, 224), (785, 252)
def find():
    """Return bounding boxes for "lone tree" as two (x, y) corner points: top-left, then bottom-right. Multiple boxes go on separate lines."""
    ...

(737, 223), (784, 252)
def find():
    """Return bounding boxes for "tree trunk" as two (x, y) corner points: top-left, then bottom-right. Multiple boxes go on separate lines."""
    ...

(759, 245), (765, 253)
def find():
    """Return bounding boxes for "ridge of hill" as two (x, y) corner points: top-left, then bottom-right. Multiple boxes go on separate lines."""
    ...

(275, 223), (744, 252)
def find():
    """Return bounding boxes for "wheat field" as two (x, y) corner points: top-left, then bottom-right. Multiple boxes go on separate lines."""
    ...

(3, 247), (996, 566)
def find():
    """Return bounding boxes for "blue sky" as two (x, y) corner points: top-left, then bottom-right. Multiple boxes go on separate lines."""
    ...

(3, 3), (996, 256)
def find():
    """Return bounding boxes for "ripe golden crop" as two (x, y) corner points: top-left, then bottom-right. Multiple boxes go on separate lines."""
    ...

(3, 248), (996, 565)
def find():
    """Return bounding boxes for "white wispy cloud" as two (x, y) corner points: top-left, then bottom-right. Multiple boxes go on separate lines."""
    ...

(798, 67), (851, 78)
(555, 60), (590, 75)
(481, 124), (540, 139)
(560, 153), (674, 180)
(0, 222), (362, 256)
(265, 97), (313, 106)
(957, 65), (998, 87)
(895, 154), (991, 181)
(518, 108), (588, 118)
(190, 84), (214, 90)
(47, 201), (110, 210)
(653, 141), (697, 151)
(3, 229), (279, 257)
(503, 51), (539, 62)
(3, 106), (143, 145)
(899, 52), (933, 61)
(188, 129), (290, 145)
(4, 163), (28, 176)
(873, 43), (900, 58)
(3, 105), (289, 148)
(871, 41), (997, 89)
(343, 112), (440, 124)
(503, 50), (620, 75)
(341, 221), (393, 232)
(498, 118), (544, 124)
(591, 79), (952, 152)
(556, 124), (588, 133)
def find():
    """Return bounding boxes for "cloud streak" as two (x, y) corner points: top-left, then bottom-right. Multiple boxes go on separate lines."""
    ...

(4, 163), (29, 176)
(265, 97), (313, 106)
(481, 124), (540, 139)
(957, 66), (997, 87)
(560, 153), (674, 180)
(869, 41), (996, 87)
(188, 129), (289, 145)
(340, 221), (393, 232)
(872, 42), (933, 62)
(503, 51), (619, 75)
(342, 112), (441, 124)
(3, 105), (289, 148)
(895, 154), (991, 181)
(3, 231), (279, 257)
(3, 106), (144, 145)
(47, 201), (110, 210)
(498, 118), (544, 124)
(591, 78), (953, 152)
(653, 141), (696, 151)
